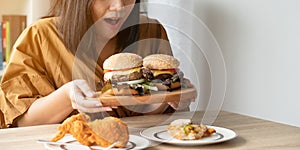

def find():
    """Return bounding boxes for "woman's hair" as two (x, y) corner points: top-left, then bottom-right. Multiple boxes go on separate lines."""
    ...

(47, 0), (141, 54)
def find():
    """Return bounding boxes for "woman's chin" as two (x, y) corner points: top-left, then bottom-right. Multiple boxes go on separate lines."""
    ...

(103, 32), (118, 40)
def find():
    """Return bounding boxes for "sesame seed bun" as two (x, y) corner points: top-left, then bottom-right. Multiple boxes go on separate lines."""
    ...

(143, 54), (180, 70)
(103, 53), (143, 70)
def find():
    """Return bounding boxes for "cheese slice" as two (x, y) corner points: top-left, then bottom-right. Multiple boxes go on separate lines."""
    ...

(104, 68), (141, 81)
(152, 70), (174, 77)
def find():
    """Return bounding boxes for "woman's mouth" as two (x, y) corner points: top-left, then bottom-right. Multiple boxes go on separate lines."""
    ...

(104, 18), (121, 26)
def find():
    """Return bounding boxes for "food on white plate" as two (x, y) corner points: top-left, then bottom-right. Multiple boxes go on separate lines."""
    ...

(51, 113), (129, 148)
(167, 119), (216, 140)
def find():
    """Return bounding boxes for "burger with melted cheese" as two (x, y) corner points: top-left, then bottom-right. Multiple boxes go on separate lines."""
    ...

(142, 54), (184, 91)
(102, 53), (146, 95)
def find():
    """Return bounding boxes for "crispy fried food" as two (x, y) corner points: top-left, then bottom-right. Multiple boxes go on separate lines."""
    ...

(88, 117), (129, 147)
(167, 119), (216, 140)
(51, 113), (129, 148)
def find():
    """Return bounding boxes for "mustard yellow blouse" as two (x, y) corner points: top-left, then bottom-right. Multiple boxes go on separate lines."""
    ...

(0, 16), (174, 128)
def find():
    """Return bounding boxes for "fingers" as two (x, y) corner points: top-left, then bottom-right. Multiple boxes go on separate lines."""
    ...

(183, 78), (194, 88)
(168, 101), (179, 109)
(75, 104), (112, 113)
(73, 80), (96, 97)
(71, 97), (113, 113)
(168, 100), (192, 111)
(69, 80), (113, 113)
(73, 96), (101, 108)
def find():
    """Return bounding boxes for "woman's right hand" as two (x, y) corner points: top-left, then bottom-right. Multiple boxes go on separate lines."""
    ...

(66, 80), (112, 113)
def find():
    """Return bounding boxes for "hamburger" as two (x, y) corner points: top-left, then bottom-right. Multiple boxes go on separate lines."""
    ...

(102, 53), (147, 95)
(142, 54), (184, 91)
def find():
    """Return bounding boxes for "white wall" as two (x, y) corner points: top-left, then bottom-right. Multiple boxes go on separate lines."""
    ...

(193, 0), (300, 128)
(148, 0), (300, 127)
(0, 0), (29, 14)
(29, 0), (50, 24)
(0, 0), (50, 26)
(0, 0), (29, 22)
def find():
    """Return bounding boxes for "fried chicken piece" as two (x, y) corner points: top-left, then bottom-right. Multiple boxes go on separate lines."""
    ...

(88, 117), (129, 147)
(167, 119), (216, 140)
(51, 113), (129, 148)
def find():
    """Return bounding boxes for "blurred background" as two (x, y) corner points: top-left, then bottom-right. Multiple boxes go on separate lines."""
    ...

(1, 0), (299, 127)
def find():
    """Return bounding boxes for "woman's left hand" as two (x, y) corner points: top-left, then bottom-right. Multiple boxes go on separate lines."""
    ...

(68, 80), (112, 113)
(168, 99), (194, 111)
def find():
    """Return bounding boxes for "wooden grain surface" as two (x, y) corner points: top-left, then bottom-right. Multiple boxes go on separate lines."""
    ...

(0, 111), (299, 150)
(99, 87), (197, 106)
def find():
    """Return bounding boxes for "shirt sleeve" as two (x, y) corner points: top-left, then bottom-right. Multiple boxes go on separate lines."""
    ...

(0, 25), (55, 128)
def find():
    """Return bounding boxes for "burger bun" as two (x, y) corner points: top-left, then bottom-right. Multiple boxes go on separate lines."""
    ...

(143, 54), (180, 70)
(103, 53), (143, 70)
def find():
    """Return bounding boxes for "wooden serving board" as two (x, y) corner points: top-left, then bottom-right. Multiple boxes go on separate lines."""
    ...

(98, 87), (197, 106)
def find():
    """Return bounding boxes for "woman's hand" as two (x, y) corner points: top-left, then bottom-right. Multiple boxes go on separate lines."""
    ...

(67, 80), (112, 113)
(168, 78), (195, 111)
(16, 79), (112, 127)
(168, 100), (193, 111)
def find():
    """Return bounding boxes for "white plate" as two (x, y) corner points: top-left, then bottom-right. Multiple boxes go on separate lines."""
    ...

(44, 134), (150, 150)
(140, 125), (237, 146)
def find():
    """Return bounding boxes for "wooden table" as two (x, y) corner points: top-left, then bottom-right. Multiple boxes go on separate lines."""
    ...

(0, 111), (300, 149)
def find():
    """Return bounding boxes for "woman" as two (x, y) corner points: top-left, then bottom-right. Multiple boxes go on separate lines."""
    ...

(0, 0), (189, 128)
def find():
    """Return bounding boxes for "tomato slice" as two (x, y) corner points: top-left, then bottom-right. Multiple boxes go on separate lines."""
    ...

(103, 69), (112, 73)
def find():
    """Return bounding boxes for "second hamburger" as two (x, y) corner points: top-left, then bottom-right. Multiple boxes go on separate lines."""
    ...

(142, 54), (184, 91)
